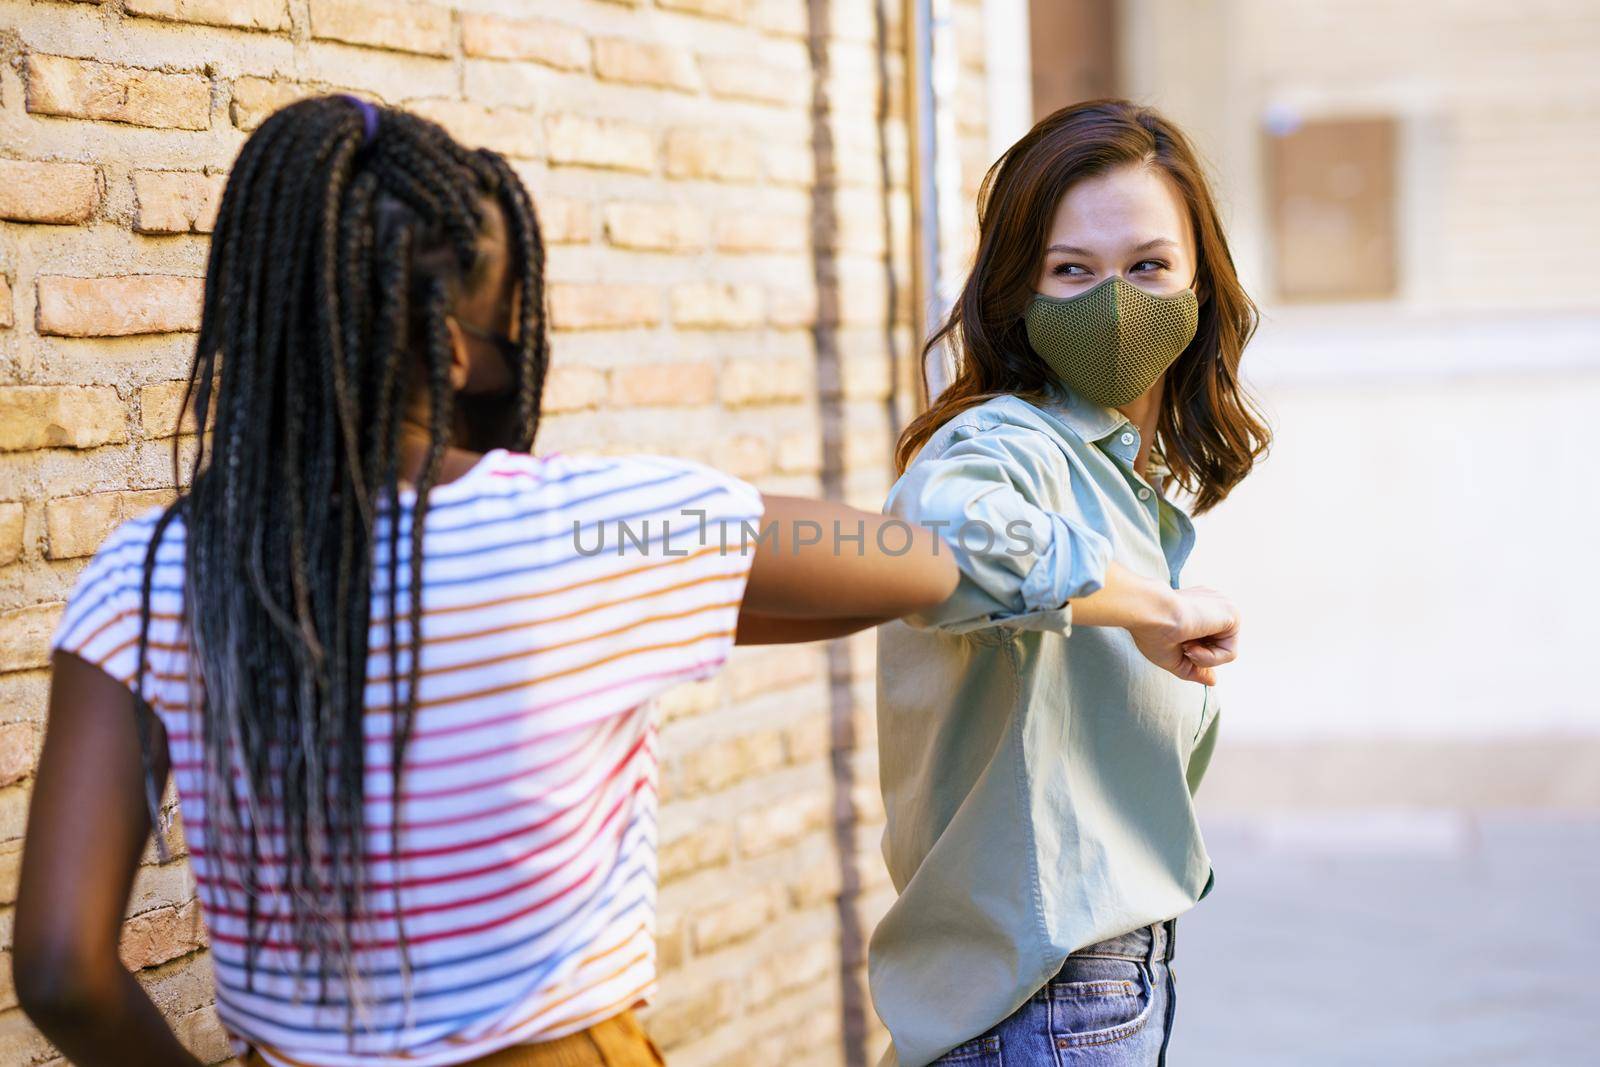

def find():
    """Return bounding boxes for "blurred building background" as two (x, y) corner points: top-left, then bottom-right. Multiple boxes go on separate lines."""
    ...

(0, 0), (1595, 1065)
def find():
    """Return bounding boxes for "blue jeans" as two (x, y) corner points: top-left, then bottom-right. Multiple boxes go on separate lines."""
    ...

(931, 919), (1178, 1066)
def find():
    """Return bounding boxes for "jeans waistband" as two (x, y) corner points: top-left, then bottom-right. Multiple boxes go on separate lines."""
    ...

(1063, 918), (1176, 967)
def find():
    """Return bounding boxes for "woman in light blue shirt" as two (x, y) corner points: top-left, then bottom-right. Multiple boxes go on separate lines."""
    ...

(873, 100), (1270, 1066)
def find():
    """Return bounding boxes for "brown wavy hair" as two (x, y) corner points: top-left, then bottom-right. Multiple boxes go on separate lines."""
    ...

(895, 99), (1269, 514)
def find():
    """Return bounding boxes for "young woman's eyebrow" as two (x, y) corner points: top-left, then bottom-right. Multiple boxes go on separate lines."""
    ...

(1045, 238), (1179, 256)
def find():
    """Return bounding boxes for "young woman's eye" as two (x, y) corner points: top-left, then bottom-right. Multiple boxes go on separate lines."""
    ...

(1052, 263), (1089, 277)
(1132, 260), (1168, 273)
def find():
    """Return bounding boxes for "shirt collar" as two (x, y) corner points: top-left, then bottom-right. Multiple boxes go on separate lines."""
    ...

(1034, 379), (1130, 444)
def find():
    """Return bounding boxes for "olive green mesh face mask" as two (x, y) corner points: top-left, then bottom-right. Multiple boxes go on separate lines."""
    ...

(1025, 275), (1199, 407)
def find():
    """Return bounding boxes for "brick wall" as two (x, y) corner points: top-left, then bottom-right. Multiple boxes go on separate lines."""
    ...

(0, 1), (988, 1064)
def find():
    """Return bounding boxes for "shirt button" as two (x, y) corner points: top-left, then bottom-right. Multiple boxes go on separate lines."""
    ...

(1138, 487), (1152, 500)
(1120, 431), (1135, 446)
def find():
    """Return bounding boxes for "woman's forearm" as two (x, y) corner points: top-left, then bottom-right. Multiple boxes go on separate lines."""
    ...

(735, 612), (892, 644)
(741, 495), (958, 620)
(17, 653), (201, 1066)
(1069, 562), (1241, 685)
(18, 960), (202, 1067)
(1068, 561), (1178, 629)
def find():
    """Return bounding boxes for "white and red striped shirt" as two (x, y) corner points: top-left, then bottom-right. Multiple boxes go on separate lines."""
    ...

(50, 449), (763, 1066)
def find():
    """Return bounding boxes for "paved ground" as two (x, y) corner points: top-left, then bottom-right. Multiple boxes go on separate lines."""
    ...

(1168, 810), (1600, 1066)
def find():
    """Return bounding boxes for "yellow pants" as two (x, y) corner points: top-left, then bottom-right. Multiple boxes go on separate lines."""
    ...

(246, 1011), (666, 1067)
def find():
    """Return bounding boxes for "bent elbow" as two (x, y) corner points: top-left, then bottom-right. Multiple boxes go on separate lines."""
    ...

(13, 935), (113, 1033)
(902, 551), (961, 617)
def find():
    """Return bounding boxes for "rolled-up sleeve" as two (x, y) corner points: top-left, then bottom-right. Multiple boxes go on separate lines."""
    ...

(885, 421), (1112, 635)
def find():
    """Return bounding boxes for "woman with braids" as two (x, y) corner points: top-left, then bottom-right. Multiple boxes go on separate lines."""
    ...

(869, 101), (1260, 1065)
(13, 96), (956, 1067)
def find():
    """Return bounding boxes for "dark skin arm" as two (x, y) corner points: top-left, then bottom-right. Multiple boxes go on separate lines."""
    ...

(733, 494), (957, 644)
(734, 614), (891, 644)
(14, 650), (202, 1067)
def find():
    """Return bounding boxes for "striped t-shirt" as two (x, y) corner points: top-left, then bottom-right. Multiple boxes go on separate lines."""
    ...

(49, 449), (764, 1066)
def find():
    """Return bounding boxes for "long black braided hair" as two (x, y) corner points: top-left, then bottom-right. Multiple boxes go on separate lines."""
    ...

(126, 95), (548, 1020)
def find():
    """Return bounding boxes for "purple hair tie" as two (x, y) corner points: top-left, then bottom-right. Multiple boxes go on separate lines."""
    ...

(339, 94), (379, 143)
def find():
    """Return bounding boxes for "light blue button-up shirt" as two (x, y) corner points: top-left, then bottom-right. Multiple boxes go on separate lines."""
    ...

(871, 382), (1219, 1067)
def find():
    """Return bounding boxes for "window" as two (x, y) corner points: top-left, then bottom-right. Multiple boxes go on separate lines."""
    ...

(1265, 116), (1399, 302)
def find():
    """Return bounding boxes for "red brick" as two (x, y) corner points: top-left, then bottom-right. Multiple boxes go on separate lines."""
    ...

(609, 362), (717, 407)
(0, 781), (30, 840)
(0, 159), (101, 225)
(461, 13), (590, 69)
(735, 790), (831, 857)
(659, 820), (733, 881)
(834, 190), (898, 254)
(230, 76), (317, 131)
(768, 281), (818, 327)
(121, 488), (180, 515)
(0, 724), (35, 789)
(541, 364), (608, 413)
(783, 713), (831, 763)
(125, 0), (290, 32)
(839, 421), (892, 469)
(132, 944), (213, 1017)
(545, 113), (656, 173)
(308, 0), (452, 56)
(126, 860), (197, 917)
(602, 201), (705, 252)
(658, 678), (719, 724)
(37, 275), (203, 337)
(594, 38), (701, 92)
(764, 139), (815, 186)
(140, 380), (209, 437)
(0, 840), (21, 907)
(537, 194), (593, 244)
(701, 56), (808, 106)
(826, 346), (894, 400)
(664, 128), (761, 182)
(673, 729), (785, 796)
(642, 980), (736, 1050)
(0, 386), (127, 452)
(0, 603), (65, 673)
(714, 210), (808, 253)
(836, 264), (895, 326)
(747, 938), (835, 1010)
(724, 645), (824, 701)
(44, 491), (123, 560)
(751, 0), (808, 37)
(25, 54), (210, 131)
(0, 504), (23, 567)
(689, 883), (785, 952)
(670, 282), (763, 329)
(548, 283), (661, 331)
(407, 99), (541, 159)
(713, 433), (772, 480)
(775, 428), (820, 473)
(172, 1005), (232, 1063)
(720, 355), (812, 405)
(131, 170), (225, 234)
(120, 899), (206, 971)
(656, 911), (686, 973)
(659, 0), (747, 21)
